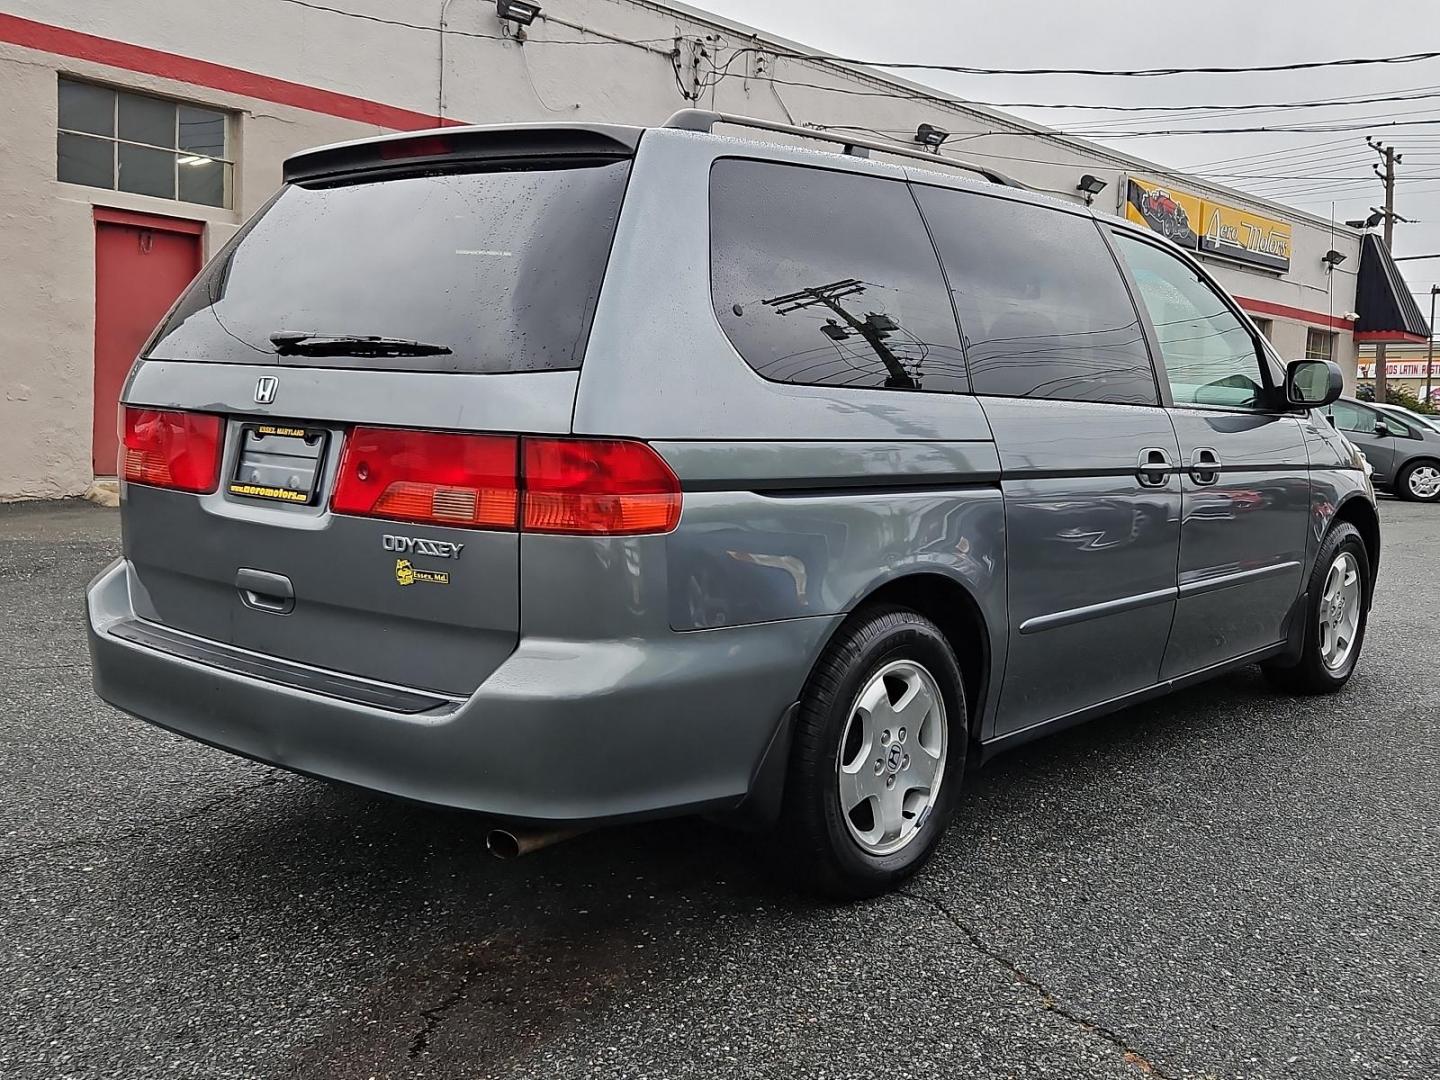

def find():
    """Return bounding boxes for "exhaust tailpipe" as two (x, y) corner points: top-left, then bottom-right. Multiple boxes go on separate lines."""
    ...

(485, 825), (585, 859)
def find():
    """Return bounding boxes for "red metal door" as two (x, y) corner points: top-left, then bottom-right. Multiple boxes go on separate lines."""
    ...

(92, 209), (203, 475)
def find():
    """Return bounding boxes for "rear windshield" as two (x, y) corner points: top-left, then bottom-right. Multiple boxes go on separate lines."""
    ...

(146, 160), (631, 373)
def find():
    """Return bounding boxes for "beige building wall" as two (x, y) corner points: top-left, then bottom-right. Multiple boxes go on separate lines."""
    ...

(0, 0), (1364, 497)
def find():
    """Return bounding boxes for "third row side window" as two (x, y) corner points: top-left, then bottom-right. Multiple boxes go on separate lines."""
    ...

(710, 159), (969, 393)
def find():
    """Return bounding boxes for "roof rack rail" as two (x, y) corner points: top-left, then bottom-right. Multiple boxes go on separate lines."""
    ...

(662, 109), (1022, 188)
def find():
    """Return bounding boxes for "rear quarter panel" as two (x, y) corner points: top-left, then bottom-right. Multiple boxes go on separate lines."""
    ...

(569, 130), (1010, 734)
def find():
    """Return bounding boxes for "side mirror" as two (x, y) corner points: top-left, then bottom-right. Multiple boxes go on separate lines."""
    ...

(1374, 421), (1391, 437)
(1285, 359), (1343, 408)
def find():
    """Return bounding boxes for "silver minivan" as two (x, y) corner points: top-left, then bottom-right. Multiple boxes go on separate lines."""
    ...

(87, 112), (1377, 897)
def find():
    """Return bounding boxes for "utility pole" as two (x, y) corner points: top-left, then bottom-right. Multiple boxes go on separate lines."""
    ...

(763, 278), (919, 389)
(1368, 138), (1403, 404)
(1428, 285), (1439, 405)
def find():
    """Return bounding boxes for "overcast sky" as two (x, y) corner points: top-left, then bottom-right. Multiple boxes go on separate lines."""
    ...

(703, 0), (1440, 307)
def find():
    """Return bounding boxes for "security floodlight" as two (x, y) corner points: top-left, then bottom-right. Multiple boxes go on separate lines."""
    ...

(496, 0), (540, 24)
(914, 124), (949, 153)
(1076, 173), (1108, 206)
(1322, 249), (1347, 268)
(1346, 211), (1386, 230)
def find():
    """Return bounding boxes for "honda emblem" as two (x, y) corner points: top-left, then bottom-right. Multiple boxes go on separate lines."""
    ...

(254, 376), (278, 404)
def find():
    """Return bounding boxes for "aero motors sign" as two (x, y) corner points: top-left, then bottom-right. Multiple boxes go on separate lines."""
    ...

(1124, 175), (1292, 274)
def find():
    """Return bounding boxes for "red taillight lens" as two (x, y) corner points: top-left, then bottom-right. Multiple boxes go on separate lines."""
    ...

(523, 438), (681, 535)
(331, 427), (518, 529)
(120, 407), (223, 493)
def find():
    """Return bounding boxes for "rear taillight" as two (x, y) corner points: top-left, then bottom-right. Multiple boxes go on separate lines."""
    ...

(331, 427), (519, 529)
(329, 429), (681, 535)
(523, 438), (681, 535)
(120, 407), (223, 493)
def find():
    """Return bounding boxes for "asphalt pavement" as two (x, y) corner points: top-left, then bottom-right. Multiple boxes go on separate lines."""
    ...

(1, 498), (1436, 1080)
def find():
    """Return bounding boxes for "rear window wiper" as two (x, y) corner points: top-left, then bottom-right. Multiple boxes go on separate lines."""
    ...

(269, 331), (453, 357)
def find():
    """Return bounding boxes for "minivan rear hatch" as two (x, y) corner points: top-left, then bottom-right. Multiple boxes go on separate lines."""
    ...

(121, 125), (637, 696)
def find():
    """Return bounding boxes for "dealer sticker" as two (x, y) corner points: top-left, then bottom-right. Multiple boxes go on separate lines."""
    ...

(395, 559), (449, 587)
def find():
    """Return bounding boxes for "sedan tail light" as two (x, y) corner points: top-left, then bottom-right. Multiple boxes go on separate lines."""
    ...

(120, 407), (223, 493)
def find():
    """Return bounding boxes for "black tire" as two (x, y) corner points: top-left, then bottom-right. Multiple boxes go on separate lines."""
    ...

(1263, 522), (1371, 694)
(775, 605), (968, 899)
(1395, 459), (1440, 503)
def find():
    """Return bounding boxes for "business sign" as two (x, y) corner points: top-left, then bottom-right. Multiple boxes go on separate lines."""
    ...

(1124, 175), (1292, 274)
(1124, 176), (1202, 250)
(1357, 361), (1439, 379)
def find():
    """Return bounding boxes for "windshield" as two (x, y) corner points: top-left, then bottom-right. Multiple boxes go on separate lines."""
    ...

(146, 160), (631, 373)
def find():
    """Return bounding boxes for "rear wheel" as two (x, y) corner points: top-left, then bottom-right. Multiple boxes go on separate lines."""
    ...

(1263, 522), (1370, 693)
(1397, 459), (1440, 502)
(776, 606), (967, 899)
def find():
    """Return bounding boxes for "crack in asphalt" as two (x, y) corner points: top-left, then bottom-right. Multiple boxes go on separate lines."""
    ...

(408, 968), (476, 1060)
(898, 890), (1176, 1080)
(0, 772), (285, 871)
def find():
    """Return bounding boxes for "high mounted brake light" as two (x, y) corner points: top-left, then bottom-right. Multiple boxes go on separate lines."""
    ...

(121, 408), (223, 494)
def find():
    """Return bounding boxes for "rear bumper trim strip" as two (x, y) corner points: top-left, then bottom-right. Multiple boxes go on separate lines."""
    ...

(107, 618), (450, 714)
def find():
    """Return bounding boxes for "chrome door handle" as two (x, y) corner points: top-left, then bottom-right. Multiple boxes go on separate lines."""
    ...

(1190, 447), (1221, 486)
(1137, 447), (1173, 487)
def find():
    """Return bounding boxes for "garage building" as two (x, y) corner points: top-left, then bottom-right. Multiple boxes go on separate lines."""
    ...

(0, 0), (1424, 498)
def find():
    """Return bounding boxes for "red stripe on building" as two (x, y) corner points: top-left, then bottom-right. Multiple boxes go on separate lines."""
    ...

(1354, 330), (1428, 344)
(0, 13), (460, 131)
(1232, 296), (1354, 332)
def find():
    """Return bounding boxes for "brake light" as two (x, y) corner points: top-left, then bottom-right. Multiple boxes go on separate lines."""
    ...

(379, 135), (451, 160)
(330, 429), (681, 535)
(331, 427), (518, 529)
(120, 407), (223, 493)
(523, 438), (681, 535)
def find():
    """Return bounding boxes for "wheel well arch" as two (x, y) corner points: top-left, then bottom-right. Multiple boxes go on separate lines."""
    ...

(1396, 454), (1440, 481)
(821, 573), (993, 739)
(1332, 494), (1381, 592)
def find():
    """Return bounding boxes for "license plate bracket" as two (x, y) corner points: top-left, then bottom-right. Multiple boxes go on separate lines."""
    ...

(228, 423), (329, 505)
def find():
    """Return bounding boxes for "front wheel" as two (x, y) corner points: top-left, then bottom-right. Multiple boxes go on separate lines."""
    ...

(1263, 522), (1370, 693)
(1397, 459), (1440, 502)
(775, 605), (968, 899)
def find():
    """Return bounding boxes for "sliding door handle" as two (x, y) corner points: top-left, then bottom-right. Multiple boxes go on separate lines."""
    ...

(1189, 447), (1221, 485)
(1136, 447), (1173, 488)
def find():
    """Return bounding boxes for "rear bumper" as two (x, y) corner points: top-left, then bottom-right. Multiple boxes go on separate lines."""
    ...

(87, 558), (837, 823)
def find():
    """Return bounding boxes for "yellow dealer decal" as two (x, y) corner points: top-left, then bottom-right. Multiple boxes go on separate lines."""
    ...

(227, 482), (308, 503)
(395, 559), (449, 586)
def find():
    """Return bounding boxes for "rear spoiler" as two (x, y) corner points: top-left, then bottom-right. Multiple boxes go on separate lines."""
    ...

(283, 123), (642, 184)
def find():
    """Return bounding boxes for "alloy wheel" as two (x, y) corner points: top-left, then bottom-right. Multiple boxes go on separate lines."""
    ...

(1318, 551), (1362, 671)
(835, 659), (947, 856)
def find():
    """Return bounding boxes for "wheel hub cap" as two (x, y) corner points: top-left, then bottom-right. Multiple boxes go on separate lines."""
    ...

(1409, 466), (1440, 499)
(1318, 551), (1361, 671)
(836, 659), (947, 857)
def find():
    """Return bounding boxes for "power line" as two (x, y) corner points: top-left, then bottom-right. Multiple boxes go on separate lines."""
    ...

(753, 75), (1440, 116)
(756, 47), (1440, 78)
(1068, 118), (1440, 137)
(1184, 135), (1364, 170)
(1000, 88), (1440, 115)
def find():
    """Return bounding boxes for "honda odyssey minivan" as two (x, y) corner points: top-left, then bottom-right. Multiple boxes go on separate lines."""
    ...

(88, 111), (1378, 897)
